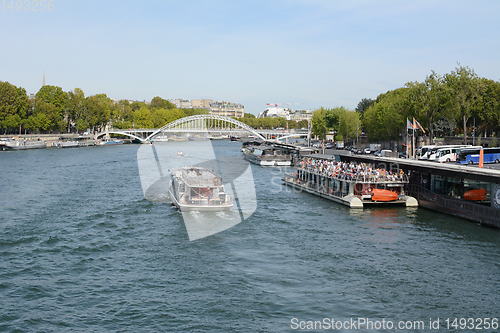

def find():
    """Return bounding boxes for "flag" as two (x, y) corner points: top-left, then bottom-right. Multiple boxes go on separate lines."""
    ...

(414, 118), (426, 134)
(407, 118), (415, 130)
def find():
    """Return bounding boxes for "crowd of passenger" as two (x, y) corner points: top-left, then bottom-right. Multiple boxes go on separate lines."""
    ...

(298, 157), (407, 182)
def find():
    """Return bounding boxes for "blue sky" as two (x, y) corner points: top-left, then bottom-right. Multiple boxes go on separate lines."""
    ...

(1, 0), (500, 115)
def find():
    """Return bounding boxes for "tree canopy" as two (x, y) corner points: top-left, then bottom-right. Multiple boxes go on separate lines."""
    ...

(359, 65), (500, 141)
(2, 65), (499, 139)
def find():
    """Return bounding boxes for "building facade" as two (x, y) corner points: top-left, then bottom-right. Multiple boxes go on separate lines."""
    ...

(167, 99), (244, 117)
(258, 107), (313, 121)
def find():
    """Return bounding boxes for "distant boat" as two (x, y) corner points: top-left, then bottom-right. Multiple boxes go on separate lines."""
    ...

(99, 139), (123, 145)
(1, 139), (46, 150)
(169, 136), (188, 142)
(244, 145), (292, 166)
(51, 140), (79, 148)
(153, 136), (169, 142)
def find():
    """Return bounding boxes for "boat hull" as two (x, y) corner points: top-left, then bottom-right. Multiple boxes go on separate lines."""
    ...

(169, 187), (232, 211)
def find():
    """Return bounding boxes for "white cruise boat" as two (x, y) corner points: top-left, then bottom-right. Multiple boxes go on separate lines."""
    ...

(169, 166), (233, 211)
(244, 145), (292, 166)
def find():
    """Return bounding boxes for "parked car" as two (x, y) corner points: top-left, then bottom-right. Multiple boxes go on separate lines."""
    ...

(364, 148), (371, 154)
(374, 150), (382, 157)
(325, 143), (334, 149)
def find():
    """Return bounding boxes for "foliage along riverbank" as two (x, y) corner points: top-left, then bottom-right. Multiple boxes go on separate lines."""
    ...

(2, 64), (499, 142)
(309, 65), (500, 144)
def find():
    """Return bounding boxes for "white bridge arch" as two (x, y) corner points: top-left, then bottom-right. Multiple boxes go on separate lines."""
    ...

(145, 114), (265, 141)
(96, 130), (145, 142)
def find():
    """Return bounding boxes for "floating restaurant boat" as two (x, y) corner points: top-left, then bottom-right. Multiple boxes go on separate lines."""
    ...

(168, 166), (233, 211)
(282, 159), (418, 208)
(1, 139), (47, 150)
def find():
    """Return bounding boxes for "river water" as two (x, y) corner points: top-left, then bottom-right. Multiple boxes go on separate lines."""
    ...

(1, 141), (499, 332)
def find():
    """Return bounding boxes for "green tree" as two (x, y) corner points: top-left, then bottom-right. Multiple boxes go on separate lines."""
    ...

(2, 114), (22, 132)
(150, 96), (176, 110)
(85, 95), (109, 132)
(35, 85), (68, 131)
(476, 78), (500, 137)
(338, 108), (360, 142)
(67, 88), (86, 132)
(0, 81), (18, 126)
(311, 107), (328, 139)
(133, 106), (154, 128)
(444, 65), (482, 144)
(151, 108), (185, 128)
(355, 98), (374, 117)
(0, 81), (29, 133)
(362, 88), (407, 141)
(405, 71), (453, 139)
(490, 136), (498, 148)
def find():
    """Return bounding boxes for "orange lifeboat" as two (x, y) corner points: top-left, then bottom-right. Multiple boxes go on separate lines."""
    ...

(371, 189), (398, 202)
(463, 189), (487, 201)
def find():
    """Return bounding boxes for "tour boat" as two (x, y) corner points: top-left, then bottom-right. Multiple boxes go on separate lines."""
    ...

(168, 166), (233, 211)
(283, 162), (418, 208)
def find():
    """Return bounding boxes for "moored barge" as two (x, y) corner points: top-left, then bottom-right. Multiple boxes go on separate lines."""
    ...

(283, 159), (418, 208)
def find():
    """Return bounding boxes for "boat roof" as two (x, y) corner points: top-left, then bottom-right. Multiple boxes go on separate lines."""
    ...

(173, 167), (223, 187)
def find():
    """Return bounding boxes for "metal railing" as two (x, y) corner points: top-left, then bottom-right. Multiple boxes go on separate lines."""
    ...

(283, 174), (345, 198)
(300, 166), (408, 184)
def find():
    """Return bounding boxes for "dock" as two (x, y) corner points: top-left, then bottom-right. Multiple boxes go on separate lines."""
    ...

(318, 152), (500, 228)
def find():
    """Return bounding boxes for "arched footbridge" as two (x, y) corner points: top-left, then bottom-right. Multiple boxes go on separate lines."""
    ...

(96, 115), (308, 143)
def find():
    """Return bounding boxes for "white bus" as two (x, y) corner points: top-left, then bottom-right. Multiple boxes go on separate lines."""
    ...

(428, 145), (474, 161)
(417, 145), (437, 160)
(435, 146), (482, 163)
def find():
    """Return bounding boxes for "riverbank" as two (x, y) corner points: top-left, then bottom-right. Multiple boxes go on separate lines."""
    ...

(0, 133), (136, 148)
